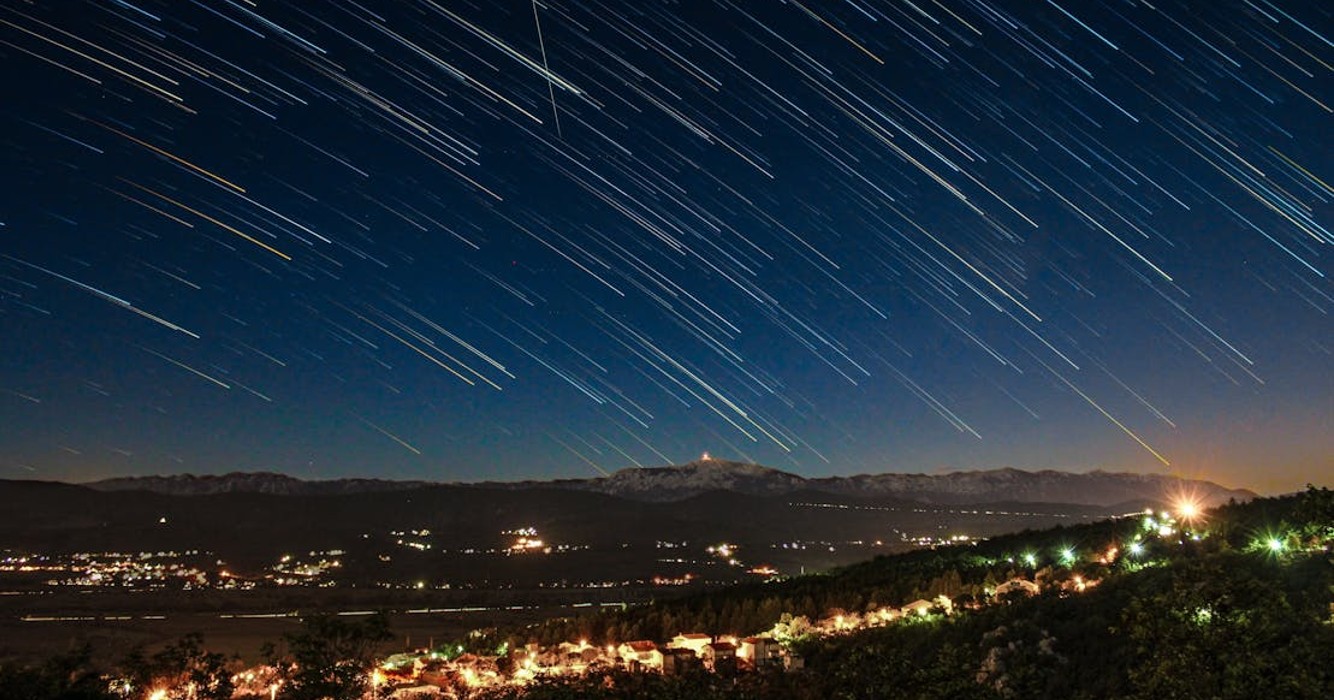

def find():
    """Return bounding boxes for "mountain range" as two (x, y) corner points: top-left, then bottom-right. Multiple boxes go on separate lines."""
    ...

(0, 462), (1260, 590)
(84, 460), (1255, 508)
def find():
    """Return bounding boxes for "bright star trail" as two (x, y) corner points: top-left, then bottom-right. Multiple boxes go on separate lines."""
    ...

(0, 0), (1328, 492)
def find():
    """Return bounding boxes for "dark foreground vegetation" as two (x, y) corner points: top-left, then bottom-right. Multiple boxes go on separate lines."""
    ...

(471, 485), (1334, 699)
(2, 487), (1330, 699)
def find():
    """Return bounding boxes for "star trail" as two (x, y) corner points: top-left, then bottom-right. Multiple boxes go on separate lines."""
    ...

(0, 0), (1328, 492)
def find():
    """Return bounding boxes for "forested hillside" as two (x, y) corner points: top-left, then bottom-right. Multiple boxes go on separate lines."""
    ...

(481, 487), (1333, 699)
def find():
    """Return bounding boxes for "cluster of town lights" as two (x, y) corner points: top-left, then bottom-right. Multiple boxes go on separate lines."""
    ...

(104, 493), (1330, 699)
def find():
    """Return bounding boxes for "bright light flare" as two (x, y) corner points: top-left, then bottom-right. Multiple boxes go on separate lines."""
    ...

(1173, 496), (1203, 522)
(1254, 532), (1288, 555)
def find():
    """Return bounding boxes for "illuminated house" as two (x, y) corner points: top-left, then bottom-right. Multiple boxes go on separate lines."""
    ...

(617, 640), (662, 670)
(901, 599), (935, 617)
(661, 647), (700, 676)
(556, 641), (601, 665)
(701, 641), (736, 673)
(668, 632), (713, 654)
(994, 578), (1041, 598)
(738, 636), (780, 669)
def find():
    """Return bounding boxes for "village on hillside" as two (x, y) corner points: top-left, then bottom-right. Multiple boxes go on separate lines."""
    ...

(30, 489), (1331, 700)
(230, 531), (1125, 699)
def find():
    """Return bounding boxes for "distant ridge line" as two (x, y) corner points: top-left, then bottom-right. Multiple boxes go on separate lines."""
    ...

(79, 461), (1256, 508)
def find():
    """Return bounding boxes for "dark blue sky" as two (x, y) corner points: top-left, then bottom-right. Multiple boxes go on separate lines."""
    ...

(1, 0), (1328, 493)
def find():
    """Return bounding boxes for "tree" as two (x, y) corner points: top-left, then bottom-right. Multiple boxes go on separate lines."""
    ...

(119, 633), (235, 700)
(1119, 557), (1334, 699)
(268, 611), (392, 700)
(0, 645), (115, 700)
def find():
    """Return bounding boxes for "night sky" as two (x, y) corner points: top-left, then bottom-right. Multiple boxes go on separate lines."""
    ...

(1, 1), (1328, 493)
